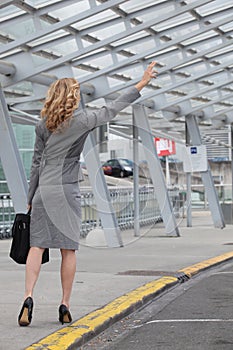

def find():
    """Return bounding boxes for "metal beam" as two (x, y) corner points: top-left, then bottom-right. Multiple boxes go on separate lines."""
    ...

(185, 122), (192, 227)
(211, 106), (233, 122)
(0, 60), (15, 75)
(0, 0), (127, 55)
(76, 57), (233, 109)
(83, 131), (123, 248)
(133, 113), (140, 237)
(1, 1), (231, 124)
(0, 1), (229, 86)
(1, 0), (214, 87)
(138, 60), (233, 107)
(6, 59), (233, 126)
(11, 0), (213, 56)
(144, 69), (233, 114)
(181, 91), (233, 118)
(133, 104), (180, 237)
(0, 84), (28, 211)
(75, 18), (233, 77)
(0, 0), (17, 9)
(0, 2), (231, 131)
(0, 58), (57, 86)
(27, 3), (159, 53)
(0, 0), (78, 25)
(75, 11), (233, 85)
(185, 114), (225, 228)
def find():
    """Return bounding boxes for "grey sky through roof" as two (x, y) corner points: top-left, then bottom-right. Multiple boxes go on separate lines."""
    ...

(1, 0), (233, 141)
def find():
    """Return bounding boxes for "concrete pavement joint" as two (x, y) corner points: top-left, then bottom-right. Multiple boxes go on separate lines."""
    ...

(25, 251), (233, 350)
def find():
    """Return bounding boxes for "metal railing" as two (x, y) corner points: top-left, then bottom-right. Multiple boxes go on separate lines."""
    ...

(0, 194), (13, 239)
(0, 186), (185, 239)
(187, 184), (232, 209)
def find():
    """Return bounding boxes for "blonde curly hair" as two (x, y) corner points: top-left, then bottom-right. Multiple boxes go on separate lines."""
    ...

(41, 78), (80, 133)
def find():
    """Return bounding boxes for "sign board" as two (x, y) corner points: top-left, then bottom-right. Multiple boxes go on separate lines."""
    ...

(155, 137), (176, 157)
(183, 145), (208, 173)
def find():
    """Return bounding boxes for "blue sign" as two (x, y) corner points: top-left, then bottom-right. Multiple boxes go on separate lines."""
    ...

(184, 145), (207, 172)
(190, 146), (197, 154)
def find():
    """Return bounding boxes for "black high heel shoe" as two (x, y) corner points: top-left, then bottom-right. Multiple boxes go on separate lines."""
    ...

(59, 304), (72, 325)
(18, 297), (33, 326)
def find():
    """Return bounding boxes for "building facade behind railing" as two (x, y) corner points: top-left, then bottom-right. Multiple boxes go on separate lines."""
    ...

(0, 185), (186, 239)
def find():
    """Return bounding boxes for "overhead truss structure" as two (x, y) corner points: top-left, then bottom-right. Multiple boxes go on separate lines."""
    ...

(0, 0), (233, 135)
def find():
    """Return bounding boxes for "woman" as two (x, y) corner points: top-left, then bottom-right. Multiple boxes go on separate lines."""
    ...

(18, 62), (157, 326)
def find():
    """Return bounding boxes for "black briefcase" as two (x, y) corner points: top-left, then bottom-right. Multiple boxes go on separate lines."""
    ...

(9, 211), (49, 265)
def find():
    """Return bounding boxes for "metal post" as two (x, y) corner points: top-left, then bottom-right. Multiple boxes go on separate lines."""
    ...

(133, 104), (180, 237)
(185, 121), (192, 227)
(185, 114), (225, 228)
(186, 173), (192, 227)
(165, 156), (170, 186)
(83, 132), (123, 247)
(231, 125), (233, 222)
(0, 85), (28, 212)
(231, 126), (233, 202)
(78, 91), (123, 247)
(133, 113), (140, 236)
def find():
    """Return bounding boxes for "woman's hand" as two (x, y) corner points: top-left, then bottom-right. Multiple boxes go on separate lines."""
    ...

(135, 61), (158, 91)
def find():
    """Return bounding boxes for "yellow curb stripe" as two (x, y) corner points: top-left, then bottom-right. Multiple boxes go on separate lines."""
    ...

(179, 251), (233, 278)
(25, 276), (178, 350)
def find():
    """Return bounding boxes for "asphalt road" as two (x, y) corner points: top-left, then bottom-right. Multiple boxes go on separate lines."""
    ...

(81, 261), (233, 350)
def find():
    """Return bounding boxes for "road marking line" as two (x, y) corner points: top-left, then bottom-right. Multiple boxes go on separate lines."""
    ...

(132, 318), (233, 329)
(212, 271), (233, 275)
(146, 319), (233, 324)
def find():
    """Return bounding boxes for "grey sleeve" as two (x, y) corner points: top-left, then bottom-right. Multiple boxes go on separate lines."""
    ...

(79, 86), (141, 130)
(27, 123), (45, 205)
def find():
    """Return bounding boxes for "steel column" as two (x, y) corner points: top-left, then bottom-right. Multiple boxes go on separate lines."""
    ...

(83, 132), (123, 248)
(133, 113), (140, 237)
(185, 122), (192, 227)
(0, 85), (28, 211)
(133, 105), (180, 237)
(185, 114), (225, 228)
(231, 126), (233, 223)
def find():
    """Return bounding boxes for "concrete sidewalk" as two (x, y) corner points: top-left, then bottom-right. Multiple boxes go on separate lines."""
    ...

(1, 211), (233, 350)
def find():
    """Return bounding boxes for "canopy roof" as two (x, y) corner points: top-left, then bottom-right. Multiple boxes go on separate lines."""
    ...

(1, 0), (233, 143)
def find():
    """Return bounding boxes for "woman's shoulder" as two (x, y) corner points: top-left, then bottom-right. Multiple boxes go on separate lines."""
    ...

(36, 117), (46, 128)
(35, 118), (50, 139)
(35, 118), (45, 133)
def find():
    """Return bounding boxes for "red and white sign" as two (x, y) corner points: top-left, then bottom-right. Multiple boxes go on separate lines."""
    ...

(155, 137), (176, 157)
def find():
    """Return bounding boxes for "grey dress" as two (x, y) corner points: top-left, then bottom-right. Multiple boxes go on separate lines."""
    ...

(28, 87), (140, 250)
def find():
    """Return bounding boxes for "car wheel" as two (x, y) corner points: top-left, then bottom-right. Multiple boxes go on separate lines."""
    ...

(120, 170), (124, 178)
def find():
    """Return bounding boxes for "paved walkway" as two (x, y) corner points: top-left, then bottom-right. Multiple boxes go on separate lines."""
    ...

(1, 211), (233, 350)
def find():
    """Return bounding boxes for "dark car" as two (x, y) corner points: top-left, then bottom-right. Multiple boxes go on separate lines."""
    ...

(102, 158), (133, 178)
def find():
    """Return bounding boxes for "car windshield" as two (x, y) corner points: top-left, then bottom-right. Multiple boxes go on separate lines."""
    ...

(119, 159), (132, 166)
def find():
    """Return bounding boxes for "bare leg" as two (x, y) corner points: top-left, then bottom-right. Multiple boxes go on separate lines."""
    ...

(60, 249), (76, 308)
(24, 247), (45, 299)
